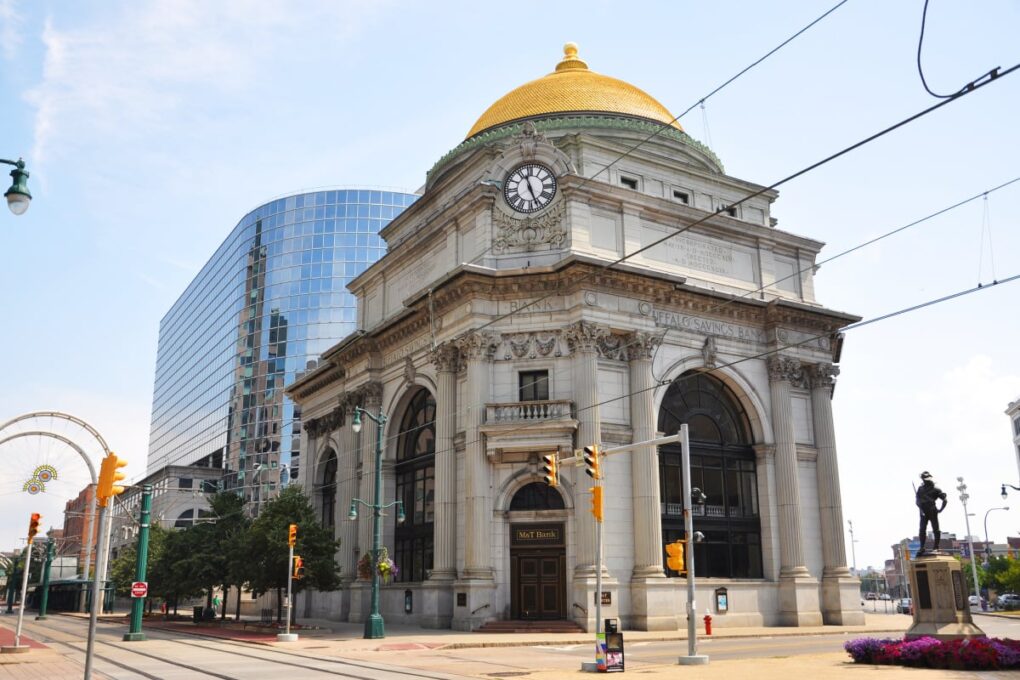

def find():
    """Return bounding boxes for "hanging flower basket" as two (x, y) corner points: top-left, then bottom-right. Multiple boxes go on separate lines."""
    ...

(357, 547), (400, 583)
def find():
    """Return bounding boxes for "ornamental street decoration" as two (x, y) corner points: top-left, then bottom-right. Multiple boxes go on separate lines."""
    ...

(21, 464), (60, 494)
(23, 479), (45, 495)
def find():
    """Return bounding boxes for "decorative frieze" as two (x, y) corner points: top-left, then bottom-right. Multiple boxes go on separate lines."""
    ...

(766, 355), (807, 388)
(809, 362), (839, 391)
(428, 341), (463, 372)
(455, 330), (502, 362)
(503, 331), (561, 360)
(492, 201), (566, 254)
(305, 407), (344, 438)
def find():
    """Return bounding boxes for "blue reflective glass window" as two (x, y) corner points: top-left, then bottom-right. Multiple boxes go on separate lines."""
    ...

(295, 194), (305, 208)
(370, 205), (381, 218)
(315, 192), (325, 206)
(315, 207), (324, 219)
(358, 190), (369, 203)
(325, 205), (335, 218)
(327, 190), (337, 204)
(382, 192), (393, 205)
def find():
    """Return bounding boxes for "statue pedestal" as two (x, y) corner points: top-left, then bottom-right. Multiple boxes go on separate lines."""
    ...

(905, 554), (985, 640)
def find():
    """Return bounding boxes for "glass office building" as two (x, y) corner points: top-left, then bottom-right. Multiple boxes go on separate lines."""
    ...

(147, 189), (418, 509)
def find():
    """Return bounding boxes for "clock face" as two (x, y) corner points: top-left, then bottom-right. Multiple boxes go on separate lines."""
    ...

(503, 163), (557, 213)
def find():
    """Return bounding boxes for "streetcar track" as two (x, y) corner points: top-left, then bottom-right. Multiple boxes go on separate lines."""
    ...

(23, 616), (468, 680)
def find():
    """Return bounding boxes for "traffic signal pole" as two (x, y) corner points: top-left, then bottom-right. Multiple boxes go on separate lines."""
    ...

(84, 501), (110, 680)
(12, 542), (32, 649)
(123, 484), (152, 641)
(677, 423), (708, 665)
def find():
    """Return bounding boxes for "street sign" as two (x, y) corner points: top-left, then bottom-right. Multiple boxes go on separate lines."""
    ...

(130, 581), (148, 598)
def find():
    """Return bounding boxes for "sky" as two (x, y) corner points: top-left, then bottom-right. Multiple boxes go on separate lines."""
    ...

(1, 1), (1018, 574)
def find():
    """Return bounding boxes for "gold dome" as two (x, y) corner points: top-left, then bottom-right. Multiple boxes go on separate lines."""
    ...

(466, 43), (682, 139)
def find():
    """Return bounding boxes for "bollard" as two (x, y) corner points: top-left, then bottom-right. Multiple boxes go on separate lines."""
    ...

(703, 614), (712, 636)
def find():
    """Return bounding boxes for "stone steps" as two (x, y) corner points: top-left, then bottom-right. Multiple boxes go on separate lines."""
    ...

(476, 619), (585, 634)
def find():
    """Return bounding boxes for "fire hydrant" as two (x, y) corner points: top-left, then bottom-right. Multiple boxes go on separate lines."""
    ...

(703, 613), (713, 636)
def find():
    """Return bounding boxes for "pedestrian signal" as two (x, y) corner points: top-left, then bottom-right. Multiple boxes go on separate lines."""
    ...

(541, 454), (559, 487)
(288, 523), (298, 547)
(97, 452), (128, 507)
(666, 540), (685, 573)
(590, 486), (604, 523)
(583, 445), (600, 480)
(27, 513), (41, 542)
(293, 555), (305, 580)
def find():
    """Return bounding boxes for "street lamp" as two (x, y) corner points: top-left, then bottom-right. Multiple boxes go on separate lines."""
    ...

(956, 477), (982, 601)
(848, 519), (859, 574)
(2, 157), (31, 215)
(348, 405), (404, 639)
(983, 506), (1009, 562)
(1001, 483), (1020, 501)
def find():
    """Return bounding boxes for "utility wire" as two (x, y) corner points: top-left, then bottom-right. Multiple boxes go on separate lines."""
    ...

(917, 0), (1004, 99)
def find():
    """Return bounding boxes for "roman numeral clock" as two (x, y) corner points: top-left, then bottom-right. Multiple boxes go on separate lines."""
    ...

(503, 163), (557, 214)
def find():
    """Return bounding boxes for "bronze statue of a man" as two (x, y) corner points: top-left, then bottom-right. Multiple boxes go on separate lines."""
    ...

(916, 471), (947, 555)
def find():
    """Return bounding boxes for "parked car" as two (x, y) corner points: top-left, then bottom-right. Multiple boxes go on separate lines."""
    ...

(969, 595), (980, 607)
(879, 593), (891, 601)
(896, 597), (912, 614)
(998, 593), (1020, 610)
(865, 592), (878, 600)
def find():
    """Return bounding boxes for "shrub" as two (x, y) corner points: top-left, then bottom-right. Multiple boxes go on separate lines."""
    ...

(845, 636), (1020, 670)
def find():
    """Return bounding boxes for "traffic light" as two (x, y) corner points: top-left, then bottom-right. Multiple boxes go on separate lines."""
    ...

(288, 523), (298, 547)
(590, 486), (604, 523)
(27, 513), (41, 542)
(665, 540), (685, 573)
(541, 454), (559, 487)
(583, 445), (600, 480)
(293, 555), (305, 580)
(96, 452), (128, 507)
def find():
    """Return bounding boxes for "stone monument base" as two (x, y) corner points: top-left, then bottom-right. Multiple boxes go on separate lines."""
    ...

(905, 554), (985, 640)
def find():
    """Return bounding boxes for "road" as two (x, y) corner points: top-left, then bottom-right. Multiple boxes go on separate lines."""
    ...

(9, 615), (473, 680)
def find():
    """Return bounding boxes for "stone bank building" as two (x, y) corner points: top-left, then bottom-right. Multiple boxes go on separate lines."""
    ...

(287, 44), (863, 631)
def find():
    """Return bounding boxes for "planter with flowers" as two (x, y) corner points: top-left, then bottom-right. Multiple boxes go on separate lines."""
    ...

(845, 636), (1020, 670)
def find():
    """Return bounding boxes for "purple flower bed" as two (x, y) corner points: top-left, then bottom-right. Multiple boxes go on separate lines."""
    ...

(845, 636), (1020, 670)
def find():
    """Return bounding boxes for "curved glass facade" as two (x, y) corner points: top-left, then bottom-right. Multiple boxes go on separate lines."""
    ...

(147, 189), (418, 508)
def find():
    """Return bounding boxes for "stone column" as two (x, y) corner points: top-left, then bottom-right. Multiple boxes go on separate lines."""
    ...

(449, 331), (498, 630)
(628, 331), (677, 630)
(428, 342), (460, 582)
(564, 321), (606, 577)
(337, 396), (359, 588)
(767, 355), (820, 626)
(812, 363), (864, 624)
(628, 331), (664, 578)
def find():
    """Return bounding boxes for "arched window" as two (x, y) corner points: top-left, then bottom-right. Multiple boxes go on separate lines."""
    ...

(174, 509), (194, 529)
(319, 449), (337, 534)
(658, 371), (762, 579)
(510, 482), (565, 511)
(394, 389), (436, 582)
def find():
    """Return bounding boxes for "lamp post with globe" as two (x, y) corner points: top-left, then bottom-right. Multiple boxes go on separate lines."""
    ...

(348, 405), (405, 639)
(2, 158), (31, 215)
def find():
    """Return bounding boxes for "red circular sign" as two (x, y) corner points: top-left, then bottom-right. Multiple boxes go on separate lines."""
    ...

(130, 581), (148, 598)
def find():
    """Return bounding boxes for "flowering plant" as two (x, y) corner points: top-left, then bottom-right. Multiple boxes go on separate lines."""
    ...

(357, 547), (400, 583)
(845, 636), (1020, 670)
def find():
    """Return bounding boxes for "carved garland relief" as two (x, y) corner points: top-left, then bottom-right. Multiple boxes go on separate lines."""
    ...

(492, 201), (567, 254)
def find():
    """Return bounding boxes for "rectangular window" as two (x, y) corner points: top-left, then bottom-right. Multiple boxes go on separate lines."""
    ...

(519, 370), (550, 402)
(178, 478), (193, 489)
(673, 189), (690, 205)
(620, 175), (639, 190)
(1014, 417), (1020, 436)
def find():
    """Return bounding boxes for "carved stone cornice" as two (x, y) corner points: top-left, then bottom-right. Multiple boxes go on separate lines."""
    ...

(492, 201), (567, 254)
(501, 331), (562, 360)
(428, 341), (463, 373)
(809, 362), (839, 391)
(306, 406), (344, 438)
(626, 331), (663, 362)
(563, 320), (609, 355)
(766, 355), (807, 388)
(455, 330), (501, 362)
(353, 381), (384, 408)
(339, 392), (359, 415)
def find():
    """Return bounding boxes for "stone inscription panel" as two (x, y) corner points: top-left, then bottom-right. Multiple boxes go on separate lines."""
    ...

(640, 222), (758, 283)
(651, 308), (765, 345)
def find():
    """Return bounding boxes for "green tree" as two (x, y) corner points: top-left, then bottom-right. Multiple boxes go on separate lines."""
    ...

(247, 486), (340, 622)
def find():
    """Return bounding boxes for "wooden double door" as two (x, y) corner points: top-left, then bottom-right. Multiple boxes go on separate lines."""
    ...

(510, 549), (566, 620)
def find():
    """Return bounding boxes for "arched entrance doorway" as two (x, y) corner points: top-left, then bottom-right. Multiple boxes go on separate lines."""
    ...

(658, 371), (763, 579)
(508, 482), (566, 620)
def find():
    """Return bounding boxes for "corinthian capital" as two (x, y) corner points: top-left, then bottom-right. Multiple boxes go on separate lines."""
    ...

(454, 330), (501, 361)
(766, 355), (806, 387)
(809, 362), (840, 390)
(357, 380), (384, 408)
(563, 320), (609, 355)
(626, 331), (663, 362)
(428, 341), (462, 373)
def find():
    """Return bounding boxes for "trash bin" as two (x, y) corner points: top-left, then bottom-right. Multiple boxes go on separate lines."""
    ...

(193, 606), (203, 623)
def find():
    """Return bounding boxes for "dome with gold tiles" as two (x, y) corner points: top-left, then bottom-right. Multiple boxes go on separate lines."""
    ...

(466, 43), (682, 139)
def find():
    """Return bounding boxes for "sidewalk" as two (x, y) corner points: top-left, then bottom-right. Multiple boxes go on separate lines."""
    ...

(0, 618), (106, 680)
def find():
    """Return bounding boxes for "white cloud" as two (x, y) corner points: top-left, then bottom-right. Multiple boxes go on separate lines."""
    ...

(0, 0), (22, 61)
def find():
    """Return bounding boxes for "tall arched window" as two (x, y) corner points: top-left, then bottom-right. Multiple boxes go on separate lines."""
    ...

(658, 371), (762, 579)
(319, 450), (337, 535)
(509, 482), (565, 511)
(394, 389), (436, 582)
